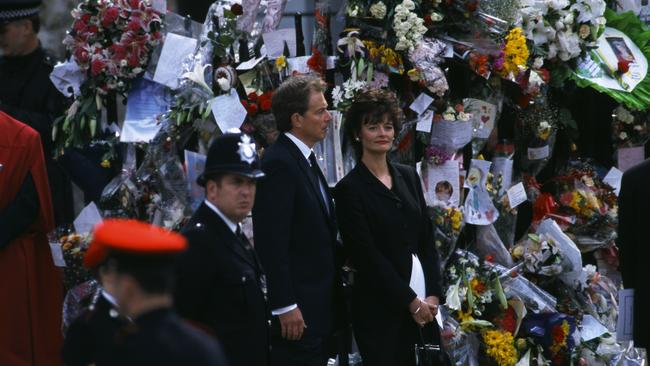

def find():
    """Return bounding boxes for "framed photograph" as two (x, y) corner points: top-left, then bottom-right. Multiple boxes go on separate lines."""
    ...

(606, 36), (636, 63)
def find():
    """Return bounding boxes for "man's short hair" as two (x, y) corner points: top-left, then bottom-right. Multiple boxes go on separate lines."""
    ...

(106, 253), (176, 295)
(272, 75), (326, 133)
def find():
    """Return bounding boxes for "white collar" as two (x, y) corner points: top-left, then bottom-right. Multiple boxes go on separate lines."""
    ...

(284, 132), (313, 164)
(204, 199), (239, 234)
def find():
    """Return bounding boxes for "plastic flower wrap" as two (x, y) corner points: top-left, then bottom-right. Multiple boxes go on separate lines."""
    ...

(511, 233), (567, 277)
(611, 105), (649, 148)
(517, 0), (606, 61)
(520, 313), (577, 365)
(409, 37), (449, 96)
(430, 205), (464, 268)
(515, 102), (558, 177)
(429, 103), (474, 154)
(54, 0), (163, 150)
(486, 170), (518, 248)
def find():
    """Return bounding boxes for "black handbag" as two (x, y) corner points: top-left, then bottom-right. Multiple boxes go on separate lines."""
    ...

(414, 322), (450, 366)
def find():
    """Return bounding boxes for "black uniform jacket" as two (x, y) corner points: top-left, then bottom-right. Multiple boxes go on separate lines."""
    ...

(175, 202), (271, 366)
(253, 133), (339, 337)
(112, 307), (228, 366)
(62, 294), (128, 366)
(617, 159), (650, 349)
(334, 162), (443, 332)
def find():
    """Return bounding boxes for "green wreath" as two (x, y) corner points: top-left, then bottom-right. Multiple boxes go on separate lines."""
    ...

(572, 9), (650, 111)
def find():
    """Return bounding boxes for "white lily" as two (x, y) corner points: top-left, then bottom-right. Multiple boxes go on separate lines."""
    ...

(182, 63), (213, 93)
(337, 31), (365, 58)
(445, 280), (462, 310)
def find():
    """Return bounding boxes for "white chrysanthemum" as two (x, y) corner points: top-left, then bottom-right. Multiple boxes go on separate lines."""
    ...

(369, 1), (387, 19)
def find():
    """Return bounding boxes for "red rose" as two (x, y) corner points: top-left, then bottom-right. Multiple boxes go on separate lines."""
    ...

(74, 48), (90, 64)
(240, 99), (249, 108)
(260, 98), (272, 112)
(466, 1), (478, 11)
(81, 13), (91, 23)
(454, 104), (464, 113)
(247, 92), (258, 102)
(231, 3), (243, 15)
(247, 103), (259, 116)
(485, 255), (493, 263)
(86, 24), (99, 34)
(127, 19), (141, 32)
(538, 68), (550, 82)
(128, 0), (141, 8)
(91, 58), (107, 76)
(424, 15), (432, 26)
(101, 7), (120, 27)
(73, 20), (86, 33)
(618, 60), (630, 73)
(109, 44), (127, 60)
(127, 53), (140, 67)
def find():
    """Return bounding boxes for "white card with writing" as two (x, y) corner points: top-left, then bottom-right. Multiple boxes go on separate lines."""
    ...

(409, 93), (433, 115)
(211, 89), (248, 133)
(430, 120), (473, 151)
(603, 167), (623, 195)
(262, 29), (296, 58)
(153, 33), (197, 89)
(507, 182), (527, 209)
(464, 98), (497, 139)
(236, 54), (266, 71)
(527, 145), (550, 160)
(416, 110), (434, 133)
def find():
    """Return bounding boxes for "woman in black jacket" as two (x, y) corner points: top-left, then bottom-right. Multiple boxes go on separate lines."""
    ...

(334, 89), (443, 365)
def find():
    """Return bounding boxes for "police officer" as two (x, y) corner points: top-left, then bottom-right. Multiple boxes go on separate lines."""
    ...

(175, 131), (272, 366)
(82, 219), (229, 366)
(0, 0), (72, 225)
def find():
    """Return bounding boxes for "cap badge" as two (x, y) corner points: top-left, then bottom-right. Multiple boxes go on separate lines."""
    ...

(238, 134), (256, 165)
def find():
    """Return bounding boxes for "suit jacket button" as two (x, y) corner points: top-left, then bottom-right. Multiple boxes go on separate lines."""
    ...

(267, 319), (272, 326)
(241, 276), (247, 283)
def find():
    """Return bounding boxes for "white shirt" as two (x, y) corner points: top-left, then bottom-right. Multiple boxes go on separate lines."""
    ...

(204, 199), (239, 234)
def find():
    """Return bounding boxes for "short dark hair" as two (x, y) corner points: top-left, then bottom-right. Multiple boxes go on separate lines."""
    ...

(204, 172), (225, 186)
(28, 15), (39, 33)
(106, 253), (177, 295)
(272, 75), (326, 133)
(344, 89), (404, 159)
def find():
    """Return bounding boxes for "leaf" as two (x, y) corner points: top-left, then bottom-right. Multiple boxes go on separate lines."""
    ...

(90, 118), (97, 138)
(357, 58), (365, 79)
(367, 62), (374, 83)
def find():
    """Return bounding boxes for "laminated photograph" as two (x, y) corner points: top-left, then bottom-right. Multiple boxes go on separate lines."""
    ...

(464, 159), (499, 225)
(424, 159), (461, 208)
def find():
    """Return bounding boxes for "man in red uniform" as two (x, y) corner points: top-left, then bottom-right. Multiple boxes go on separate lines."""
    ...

(0, 110), (63, 366)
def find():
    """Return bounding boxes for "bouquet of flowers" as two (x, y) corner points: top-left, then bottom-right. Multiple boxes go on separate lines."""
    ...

(611, 104), (649, 148)
(445, 250), (508, 323)
(480, 329), (519, 366)
(516, 102), (558, 177)
(429, 103), (474, 154)
(54, 0), (163, 150)
(486, 171), (518, 248)
(50, 229), (93, 292)
(517, 0), (606, 61)
(511, 233), (565, 277)
(430, 205), (464, 268)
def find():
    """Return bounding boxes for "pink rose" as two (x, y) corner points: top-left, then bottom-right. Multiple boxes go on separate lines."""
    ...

(74, 47), (90, 64)
(127, 53), (140, 68)
(109, 44), (127, 61)
(101, 7), (120, 27)
(91, 58), (107, 76)
(127, 19), (141, 32)
(81, 13), (91, 23)
(128, 0), (141, 9)
(86, 24), (99, 34)
(73, 20), (86, 33)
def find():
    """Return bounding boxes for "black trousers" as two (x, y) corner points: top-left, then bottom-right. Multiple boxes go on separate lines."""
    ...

(270, 332), (329, 366)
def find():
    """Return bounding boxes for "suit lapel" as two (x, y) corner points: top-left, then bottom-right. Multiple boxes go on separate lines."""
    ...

(357, 162), (401, 203)
(277, 134), (332, 220)
(196, 203), (256, 268)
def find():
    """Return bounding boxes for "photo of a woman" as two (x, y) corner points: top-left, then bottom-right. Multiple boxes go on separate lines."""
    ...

(607, 37), (636, 63)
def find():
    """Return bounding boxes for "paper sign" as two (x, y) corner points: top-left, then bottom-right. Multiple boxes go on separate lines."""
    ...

(211, 89), (248, 133)
(262, 29), (296, 58)
(73, 202), (103, 234)
(464, 98), (497, 139)
(430, 120), (473, 151)
(616, 288), (634, 342)
(153, 33), (197, 89)
(443, 42), (454, 58)
(507, 183), (528, 209)
(603, 167), (623, 195)
(236, 54), (266, 71)
(327, 56), (337, 70)
(409, 93), (434, 115)
(527, 145), (550, 160)
(287, 56), (311, 74)
(49, 243), (66, 267)
(121, 77), (170, 142)
(152, 0), (166, 13)
(416, 110), (434, 133)
(425, 160), (461, 207)
(617, 146), (645, 172)
(537, 219), (583, 287)
(184, 150), (206, 211)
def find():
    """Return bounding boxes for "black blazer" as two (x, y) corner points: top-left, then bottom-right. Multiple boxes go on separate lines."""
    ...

(617, 159), (650, 349)
(253, 133), (339, 337)
(113, 308), (228, 366)
(175, 203), (271, 366)
(334, 162), (442, 330)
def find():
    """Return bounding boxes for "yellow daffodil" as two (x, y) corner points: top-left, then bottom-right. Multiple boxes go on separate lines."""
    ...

(275, 55), (287, 71)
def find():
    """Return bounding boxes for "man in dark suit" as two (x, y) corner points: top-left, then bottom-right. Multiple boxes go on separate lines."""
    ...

(253, 75), (340, 366)
(175, 132), (271, 366)
(82, 219), (229, 366)
(617, 159), (650, 351)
